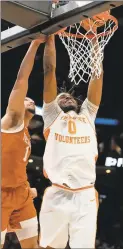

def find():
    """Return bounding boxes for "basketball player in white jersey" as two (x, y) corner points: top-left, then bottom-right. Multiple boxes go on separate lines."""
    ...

(39, 31), (103, 248)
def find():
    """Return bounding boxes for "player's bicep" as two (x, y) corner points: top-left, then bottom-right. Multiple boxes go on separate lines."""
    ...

(42, 99), (61, 130)
(80, 98), (99, 121)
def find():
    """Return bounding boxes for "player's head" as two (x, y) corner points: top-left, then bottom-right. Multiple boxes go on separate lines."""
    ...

(57, 93), (78, 113)
(24, 97), (35, 120)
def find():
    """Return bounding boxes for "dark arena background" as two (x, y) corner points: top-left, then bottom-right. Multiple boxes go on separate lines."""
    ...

(1, 3), (123, 249)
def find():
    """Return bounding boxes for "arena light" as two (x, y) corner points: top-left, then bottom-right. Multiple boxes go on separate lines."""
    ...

(1, 26), (27, 40)
(75, 1), (93, 7)
(95, 118), (119, 126)
(28, 159), (33, 163)
(106, 169), (111, 174)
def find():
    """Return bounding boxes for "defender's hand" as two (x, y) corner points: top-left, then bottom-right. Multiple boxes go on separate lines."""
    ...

(30, 188), (37, 199)
(34, 34), (47, 45)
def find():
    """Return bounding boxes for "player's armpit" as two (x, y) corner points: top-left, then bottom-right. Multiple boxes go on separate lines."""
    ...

(43, 35), (57, 103)
(1, 111), (24, 130)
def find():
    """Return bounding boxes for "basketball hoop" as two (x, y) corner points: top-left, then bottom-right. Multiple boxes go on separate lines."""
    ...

(56, 11), (118, 85)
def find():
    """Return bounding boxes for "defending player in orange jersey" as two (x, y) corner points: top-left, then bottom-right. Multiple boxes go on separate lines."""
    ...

(1, 36), (46, 249)
(39, 32), (103, 248)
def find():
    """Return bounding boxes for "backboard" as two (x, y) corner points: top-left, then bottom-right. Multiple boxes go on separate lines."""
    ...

(1, 1), (123, 53)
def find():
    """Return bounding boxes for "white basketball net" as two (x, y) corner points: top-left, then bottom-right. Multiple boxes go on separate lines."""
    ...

(59, 18), (118, 85)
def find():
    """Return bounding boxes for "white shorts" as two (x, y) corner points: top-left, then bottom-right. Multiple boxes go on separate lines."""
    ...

(39, 185), (99, 249)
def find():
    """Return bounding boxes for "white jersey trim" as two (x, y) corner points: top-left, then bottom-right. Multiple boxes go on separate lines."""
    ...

(80, 98), (99, 121)
(44, 110), (62, 134)
(42, 99), (62, 131)
(1, 122), (24, 133)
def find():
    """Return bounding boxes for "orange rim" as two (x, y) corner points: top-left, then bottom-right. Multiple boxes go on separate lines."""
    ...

(55, 14), (118, 39)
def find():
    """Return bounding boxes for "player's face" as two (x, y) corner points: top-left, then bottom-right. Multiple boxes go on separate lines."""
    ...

(57, 93), (78, 113)
(24, 97), (35, 118)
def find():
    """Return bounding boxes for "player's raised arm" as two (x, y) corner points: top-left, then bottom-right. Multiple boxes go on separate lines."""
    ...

(80, 36), (103, 121)
(43, 35), (57, 103)
(87, 66), (103, 107)
(42, 35), (61, 134)
(7, 38), (45, 116)
(2, 36), (46, 129)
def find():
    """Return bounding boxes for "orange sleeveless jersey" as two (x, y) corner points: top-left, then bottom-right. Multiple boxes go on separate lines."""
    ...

(2, 127), (31, 188)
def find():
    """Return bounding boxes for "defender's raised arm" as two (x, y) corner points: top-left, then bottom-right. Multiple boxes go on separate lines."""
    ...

(2, 37), (45, 130)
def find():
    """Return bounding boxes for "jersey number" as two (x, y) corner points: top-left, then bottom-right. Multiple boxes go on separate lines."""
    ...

(23, 146), (30, 162)
(68, 120), (76, 134)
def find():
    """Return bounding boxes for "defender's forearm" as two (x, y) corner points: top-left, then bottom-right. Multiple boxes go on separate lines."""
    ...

(17, 41), (40, 81)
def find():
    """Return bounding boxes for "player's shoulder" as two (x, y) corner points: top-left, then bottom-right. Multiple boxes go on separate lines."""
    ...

(79, 98), (98, 120)
(43, 99), (61, 115)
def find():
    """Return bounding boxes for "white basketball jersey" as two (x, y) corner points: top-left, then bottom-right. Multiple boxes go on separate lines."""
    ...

(43, 98), (98, 188)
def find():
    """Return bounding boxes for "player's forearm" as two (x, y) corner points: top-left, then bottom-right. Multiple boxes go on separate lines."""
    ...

(7, 41), (40, 116)
(87, 36), (104, 106)
(17, 41), (40, 81)
(43, 35), (56, 73)
(87, 69), (103, 106)
(43, 35), (57, 103)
